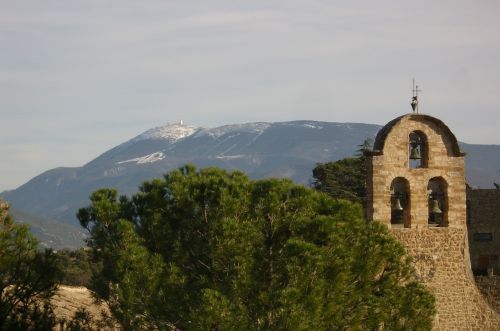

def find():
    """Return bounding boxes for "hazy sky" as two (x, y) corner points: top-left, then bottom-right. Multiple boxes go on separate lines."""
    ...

(1, 0), (499, 191)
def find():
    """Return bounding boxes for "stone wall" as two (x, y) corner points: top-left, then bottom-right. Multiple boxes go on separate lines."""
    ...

(392, 228), (499, 330)
(366, 114), (467, 229)
(467, 189), (500, 274)
(475, 276), (500, 313)
(366, 114), (500, 330)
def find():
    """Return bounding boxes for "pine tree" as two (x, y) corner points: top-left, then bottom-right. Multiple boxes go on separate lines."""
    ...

(78, 165), (435, 330)
(0, 199), (60, 330)
(312, 156), (367, 206)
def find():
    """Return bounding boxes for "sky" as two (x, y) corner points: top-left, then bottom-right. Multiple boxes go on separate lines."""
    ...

(1, 0), (500, 192)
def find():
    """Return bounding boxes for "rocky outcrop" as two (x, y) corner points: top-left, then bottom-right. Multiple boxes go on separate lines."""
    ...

(51, 285), (116, 330)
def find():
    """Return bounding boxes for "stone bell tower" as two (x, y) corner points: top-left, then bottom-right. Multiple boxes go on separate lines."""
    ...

(365, 113), (499, 330)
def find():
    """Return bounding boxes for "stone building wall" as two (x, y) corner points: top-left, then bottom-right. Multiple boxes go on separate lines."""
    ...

(475, 276), (500, 313)
(467, 188), (500, 274)
(366, 114), (500, 330)
(391, 228), (498, 330)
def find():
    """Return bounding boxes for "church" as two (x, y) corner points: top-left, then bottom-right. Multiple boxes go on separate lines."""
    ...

(364, 92), (500, 329)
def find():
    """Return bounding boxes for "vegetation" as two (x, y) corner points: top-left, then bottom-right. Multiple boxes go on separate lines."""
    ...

(78, 165), (435, 330)
(0, 200), (61, 330)
(0, 201), (107, 330)
(0, 160), (435, 330)
(312, 156), (367, 205)
(56, 248), (93, 287)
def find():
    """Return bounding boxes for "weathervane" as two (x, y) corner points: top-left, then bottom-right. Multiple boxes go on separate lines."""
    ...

(411, 78), (422, 113)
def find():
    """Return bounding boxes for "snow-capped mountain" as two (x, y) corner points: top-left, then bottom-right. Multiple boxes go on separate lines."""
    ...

(130, 122), (199, 142)
(2, 120), (380, 227)
(1, 120), (499, 243)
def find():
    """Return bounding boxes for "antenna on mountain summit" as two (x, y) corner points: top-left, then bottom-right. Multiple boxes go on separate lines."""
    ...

(411, 78), (421, 113)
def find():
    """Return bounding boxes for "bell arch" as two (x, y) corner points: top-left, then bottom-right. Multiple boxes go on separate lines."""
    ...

(371, 114), (465, 158)
(409, 130), (428, 169)
(390, 177), (411, 228)
(427, 177), (448, 227)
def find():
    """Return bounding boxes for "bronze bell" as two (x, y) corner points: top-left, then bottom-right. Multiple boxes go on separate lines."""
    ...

(430, 199), (442, 214)
(409, 145), (421, 160)
(392, 197), (404, 211)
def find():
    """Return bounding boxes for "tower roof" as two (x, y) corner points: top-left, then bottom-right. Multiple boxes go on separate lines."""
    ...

(368, 113), (465, 157)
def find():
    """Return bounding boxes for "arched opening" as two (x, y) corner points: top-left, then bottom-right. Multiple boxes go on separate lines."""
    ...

(390, 177), (411, 228)
(427, 177), (448, 227)
(409, 131), (428, 169)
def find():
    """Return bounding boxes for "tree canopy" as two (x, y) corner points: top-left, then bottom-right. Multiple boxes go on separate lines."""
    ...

(78, 165), (435, 330)
(312, 156), (367, 206)
(0, 199), (60, 330)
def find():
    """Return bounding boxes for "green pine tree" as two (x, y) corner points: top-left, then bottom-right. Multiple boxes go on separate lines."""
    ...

(312, 156), (367, 206)
(0, 199), (61, 330)
(78, 165), (435, 330)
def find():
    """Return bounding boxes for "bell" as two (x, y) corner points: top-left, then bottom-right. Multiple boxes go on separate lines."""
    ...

(409, 145), (421, 160)
(430, 199), (442, 214)
(392, 197), (404, 211)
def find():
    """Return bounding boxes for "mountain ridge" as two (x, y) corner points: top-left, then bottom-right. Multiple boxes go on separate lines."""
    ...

(2, 120), (499, 241)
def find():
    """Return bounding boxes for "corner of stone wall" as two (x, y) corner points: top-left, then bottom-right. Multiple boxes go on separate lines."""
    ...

(391, 227), (500, 330)
(475, 276), (500, 313)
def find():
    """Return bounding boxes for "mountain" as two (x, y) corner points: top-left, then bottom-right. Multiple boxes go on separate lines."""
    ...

(1, 120), (499, 240)
(1, 121), (380, 228)
(459, 143), (500, 189)
(8, 208), (86, 249)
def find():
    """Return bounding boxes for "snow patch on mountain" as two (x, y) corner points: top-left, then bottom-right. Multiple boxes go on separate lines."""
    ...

(194, 123), (271, 139)
(278, 122), (324, 130)
(301, 123), (323, 129)
(131, 123), (199, 142)
(215, 155), (246, 160)
(117, 152), (166, 165)
(103, 166), (126, 177)
(219, 143), (239, 155)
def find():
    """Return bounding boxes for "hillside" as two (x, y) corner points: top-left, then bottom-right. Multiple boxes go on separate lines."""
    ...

(9, 208), (86, 249)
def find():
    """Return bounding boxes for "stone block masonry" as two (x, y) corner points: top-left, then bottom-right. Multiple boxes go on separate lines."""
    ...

(392, 228), (498, 330)
(475, 276), (500, 313)
(467, 188), (500, 275)
(366, 114), (500, 330)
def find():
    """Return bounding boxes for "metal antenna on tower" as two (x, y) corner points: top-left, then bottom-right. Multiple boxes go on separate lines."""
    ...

(411, 78), (422, 113)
